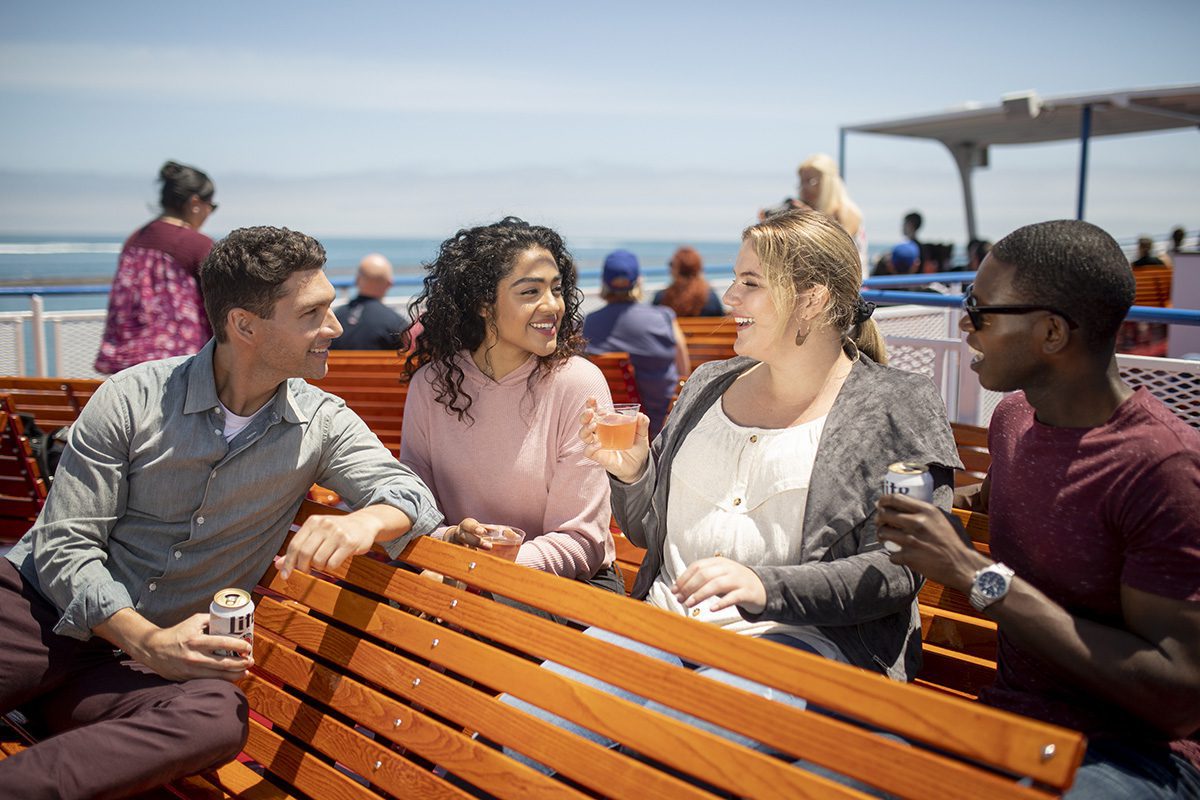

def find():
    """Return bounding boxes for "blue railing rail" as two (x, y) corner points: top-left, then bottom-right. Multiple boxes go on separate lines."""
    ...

(0, 264), (707, 297)
(4, 267), (1199, 326)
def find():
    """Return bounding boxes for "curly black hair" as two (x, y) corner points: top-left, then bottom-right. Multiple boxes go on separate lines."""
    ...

(403, 217), (586, 422)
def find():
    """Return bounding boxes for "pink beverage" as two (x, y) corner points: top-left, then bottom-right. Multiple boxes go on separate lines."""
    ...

(882, 461), (934, 553)
(478, 525), (526, 561)
(209, 588), (254, 658)
(596, 404), (640, 450)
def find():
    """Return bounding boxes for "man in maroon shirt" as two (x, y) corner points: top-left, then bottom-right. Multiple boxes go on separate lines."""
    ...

(876, 220), (1200, 798)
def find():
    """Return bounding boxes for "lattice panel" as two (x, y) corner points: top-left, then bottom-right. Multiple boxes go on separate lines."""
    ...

(876, 307), (952, 341)
(1121, 363), (1200, 429)
(886, 343), (939, 382)
(0, 321), (22, 375)
(978, 389), (1007, 427)
(54, 318), (107, 378)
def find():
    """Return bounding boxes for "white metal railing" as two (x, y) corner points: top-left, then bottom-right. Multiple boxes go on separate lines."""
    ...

(876, 307), (1200, 428)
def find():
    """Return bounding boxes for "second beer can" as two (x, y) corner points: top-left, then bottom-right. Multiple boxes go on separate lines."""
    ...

(208, 587), (254, 658)
(881, 461), (934, 553)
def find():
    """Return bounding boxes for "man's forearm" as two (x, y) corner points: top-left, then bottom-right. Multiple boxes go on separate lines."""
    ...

(985, 581), (1199, 737)
(353, 504), (415, 543)
(93, 607), (155, 655)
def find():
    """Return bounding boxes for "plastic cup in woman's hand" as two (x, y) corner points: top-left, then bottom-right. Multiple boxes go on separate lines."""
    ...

(594, 403), (640, 450)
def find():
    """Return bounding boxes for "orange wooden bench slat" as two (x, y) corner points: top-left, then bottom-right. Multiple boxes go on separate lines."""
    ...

(252, 601), (683, 800)
(239, 718), (382, 800)
(173, 760), (294, 800)
(287, 553), (1063, 800)
(250, 630), (582, 800)
(398, 536), (1084, 791)
(240, 673), (472, 800)
(259, 567), (851, 799)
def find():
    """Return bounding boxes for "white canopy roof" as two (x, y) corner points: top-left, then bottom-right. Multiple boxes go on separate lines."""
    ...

(844, 84), (1200, 147)
(840, 85), (1200, 240)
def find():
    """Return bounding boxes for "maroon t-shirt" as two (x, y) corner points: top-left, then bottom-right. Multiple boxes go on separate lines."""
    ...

(979, 388), (1200, 767)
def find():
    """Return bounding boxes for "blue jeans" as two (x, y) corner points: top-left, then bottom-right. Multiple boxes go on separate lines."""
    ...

(1065, 739), (1200, 799)
(499, 627), (892, 797)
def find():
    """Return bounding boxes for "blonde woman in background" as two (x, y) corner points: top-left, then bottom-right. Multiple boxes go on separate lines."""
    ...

(797, 153), (869, 280)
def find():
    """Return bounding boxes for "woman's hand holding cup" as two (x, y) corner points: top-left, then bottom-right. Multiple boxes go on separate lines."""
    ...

(579, 398), (650, 484)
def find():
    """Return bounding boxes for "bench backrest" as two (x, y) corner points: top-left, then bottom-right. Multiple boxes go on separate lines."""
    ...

(675, 317), (737, 372)
(0, 394), (48, 543)
(219, 500), (1086, 800)
(0, 377), (102, 430)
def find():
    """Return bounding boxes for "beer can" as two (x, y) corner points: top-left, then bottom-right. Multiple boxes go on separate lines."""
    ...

(882, 461), (934, 553)
(209, 587), (254, 658)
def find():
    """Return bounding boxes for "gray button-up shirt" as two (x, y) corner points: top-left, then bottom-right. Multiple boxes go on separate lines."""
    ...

(6, 341), (442, 640)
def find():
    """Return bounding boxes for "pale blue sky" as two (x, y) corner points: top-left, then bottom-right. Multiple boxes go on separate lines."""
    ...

(1, 0), (1197, 246)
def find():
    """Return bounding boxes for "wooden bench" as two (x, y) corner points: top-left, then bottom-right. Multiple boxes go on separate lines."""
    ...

(613, 506), (1000, 701)
(675, 317), (737, 373)
(952, 422), (991, 487)
(0, 393), (48, 543)
(0, 377), (102, 431)
(1, 499), (1087, 798)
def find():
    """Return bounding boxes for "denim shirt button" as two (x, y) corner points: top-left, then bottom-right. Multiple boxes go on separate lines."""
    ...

(174, 550), (182, 559)
(148, 582), (157, 591)
(196, 516), (205, 525)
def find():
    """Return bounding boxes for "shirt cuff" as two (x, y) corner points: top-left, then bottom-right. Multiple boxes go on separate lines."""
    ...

(53, 579), (134, 641)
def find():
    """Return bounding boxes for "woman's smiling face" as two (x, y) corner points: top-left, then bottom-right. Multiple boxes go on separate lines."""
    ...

(477, 246), (565, 376)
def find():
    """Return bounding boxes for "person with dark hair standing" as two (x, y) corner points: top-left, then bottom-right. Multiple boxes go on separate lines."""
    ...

(400, 217), (623, 596)
(653, 246), (725, 317)
(877, 220), (1200, 798)
(0, 226), (441, 798)
(585, 250), (689, 437)
(95, 160), (218, 374)
(330, 253), (410, 350)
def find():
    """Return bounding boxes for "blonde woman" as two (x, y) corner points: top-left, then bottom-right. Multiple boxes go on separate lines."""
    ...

(503, 210), (960, 790)
(797, 153), (868, 279)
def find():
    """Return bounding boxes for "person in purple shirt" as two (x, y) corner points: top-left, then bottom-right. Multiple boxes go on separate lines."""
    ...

(584, 250), (690, 437)
(877, 220), (1200, 798)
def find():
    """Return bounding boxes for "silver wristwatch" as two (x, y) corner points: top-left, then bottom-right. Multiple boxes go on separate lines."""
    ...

(969, 562), (1015, 612)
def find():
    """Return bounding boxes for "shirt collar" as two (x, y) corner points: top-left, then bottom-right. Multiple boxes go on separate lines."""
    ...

(182, 340), (309, 424)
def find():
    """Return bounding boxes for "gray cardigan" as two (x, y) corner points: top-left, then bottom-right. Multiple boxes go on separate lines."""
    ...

(610, 353), (961, 681)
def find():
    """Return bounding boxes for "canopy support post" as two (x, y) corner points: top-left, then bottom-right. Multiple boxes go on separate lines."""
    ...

(1076, 104), (1093, 220)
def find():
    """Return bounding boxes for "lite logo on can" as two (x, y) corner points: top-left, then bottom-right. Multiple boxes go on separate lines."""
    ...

(208, 588), (254, 658)
(882, 461), (934, 553)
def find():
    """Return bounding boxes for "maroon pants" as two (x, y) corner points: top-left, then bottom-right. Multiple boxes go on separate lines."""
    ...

(0, 559), (247, 800)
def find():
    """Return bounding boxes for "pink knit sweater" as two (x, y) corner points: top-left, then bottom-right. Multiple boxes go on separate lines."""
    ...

(400, 352), (615, 578)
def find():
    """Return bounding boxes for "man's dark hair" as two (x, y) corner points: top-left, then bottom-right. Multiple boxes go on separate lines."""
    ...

(200, 226), (327, 342)
(904, 211), (923, 232)
(991, 220), (1134, 352)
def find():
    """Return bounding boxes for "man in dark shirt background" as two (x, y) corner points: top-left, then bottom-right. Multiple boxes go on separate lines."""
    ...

(331, 253), (409, 350)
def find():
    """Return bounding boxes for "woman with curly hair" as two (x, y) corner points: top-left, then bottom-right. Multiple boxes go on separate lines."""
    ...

(400, 217), (623, 596)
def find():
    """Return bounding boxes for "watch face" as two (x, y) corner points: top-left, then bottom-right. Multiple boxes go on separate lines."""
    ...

(978, 571), (1008, 598)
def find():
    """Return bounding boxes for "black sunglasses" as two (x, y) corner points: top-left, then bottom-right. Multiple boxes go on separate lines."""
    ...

(202, 196), (219, 213)
(961, 284), (1078, 331)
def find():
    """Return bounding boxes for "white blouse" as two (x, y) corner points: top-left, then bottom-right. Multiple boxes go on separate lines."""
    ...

(647, 396), (846, 662)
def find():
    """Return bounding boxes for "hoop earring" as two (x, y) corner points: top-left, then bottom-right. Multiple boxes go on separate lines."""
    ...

(794, 320), (811, 347)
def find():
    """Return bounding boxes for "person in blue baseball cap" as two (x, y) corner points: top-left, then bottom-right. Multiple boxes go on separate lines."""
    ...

(584, 249), (690, 436)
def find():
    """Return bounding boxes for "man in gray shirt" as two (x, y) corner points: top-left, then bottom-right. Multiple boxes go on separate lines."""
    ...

(0, 226), (441, 798)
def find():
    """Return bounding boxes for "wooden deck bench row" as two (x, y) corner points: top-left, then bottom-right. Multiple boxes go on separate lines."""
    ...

(0, 393), (49, 543)
(2, 499), (1086, 799)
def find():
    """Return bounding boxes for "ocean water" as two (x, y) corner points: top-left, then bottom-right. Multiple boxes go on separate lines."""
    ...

(0, 233), (779, 314)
